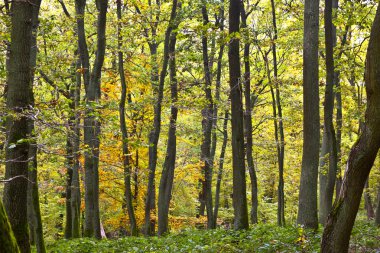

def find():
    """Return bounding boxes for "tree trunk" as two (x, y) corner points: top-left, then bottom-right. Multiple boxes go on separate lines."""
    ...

(297, 0), (320, 229)
(144, 0), (176, 235)
(0, 199), (20, 253)
(3, 2), (36, 252)
(70, 53), (82, 238)
(321, 4), (380, 251)
(75, 0), (109, 238)
(363, 179), (375, 219)
(375, 185), (380, 225)
(157, 8), (180, 234)
(213, 110), (229, 226)
(269, 0), (285, 227)
(117, 0), (138, 236)
(229, 0), (249, 230)
(319, 0), (338, 225)
(240, 0), (258, 225)
(27, 2), (45, 252)
(200, 0), (214, 229)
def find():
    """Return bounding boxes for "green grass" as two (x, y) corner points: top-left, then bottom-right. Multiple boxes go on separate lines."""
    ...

(47, 221), (380, 253)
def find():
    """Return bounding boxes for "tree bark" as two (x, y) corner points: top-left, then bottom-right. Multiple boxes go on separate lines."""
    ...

(3, 2), (36, 252)
(321, 4), (380, 252)
(297, 0), (320, 229)
(229, 0), (249, 230)
(117, 0), (138, 236)
(0, 199), (20, 253)
(319, 0), (338, 225)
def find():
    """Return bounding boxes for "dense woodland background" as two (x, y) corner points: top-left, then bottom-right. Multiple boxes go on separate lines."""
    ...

(0, 0), (380, 252)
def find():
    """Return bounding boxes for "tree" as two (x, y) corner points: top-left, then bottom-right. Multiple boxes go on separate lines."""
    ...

(229, 0), (249, 230)
(117, 0), (138, 236)
(199, 0), (215, 229)
(75, 0), (109, 238)
(27, 1), (45, 252)
(269, 0), (285, 226)
(157, 1), (180, 235)
(319, 0), (338, 225)
(3, 1), (39, 252)
(241, 0), (259, 225)
(321, 3), (380, 251)
(297, 0), (320, 229)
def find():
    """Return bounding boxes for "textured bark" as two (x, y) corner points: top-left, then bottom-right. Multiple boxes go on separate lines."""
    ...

(117, 0), (138, 236)
(75, 0), (108, 238)
(199, 0), (214, 229)
(0, 199), (20, 253)
(157, 7), (180, 234)
(297, 0), (320, 229)
(3, 2), (35, 252)
(319, 0), (338, 225)
(321, 5), (380, 252)
(144, 0), (176, 235)
(229, 0), (249, 230)
(213, 111), (228, 226)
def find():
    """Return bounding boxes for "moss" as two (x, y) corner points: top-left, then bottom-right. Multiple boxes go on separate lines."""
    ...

(0, 200), (20, 253)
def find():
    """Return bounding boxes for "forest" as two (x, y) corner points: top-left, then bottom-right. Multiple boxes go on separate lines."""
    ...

(0, 0), (380, 252)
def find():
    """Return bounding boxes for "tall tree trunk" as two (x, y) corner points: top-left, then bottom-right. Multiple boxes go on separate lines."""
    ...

(117, 0), (138, 236)
(240, 1), (258, 225)
(157, 7), (180, 234)
(27, 2), (45, 252)
(321, 5), (380, 251)
(144, 0), (176, 235)
(319, 0), (338, 225)
(75, 0), (109, 238)
(70, 53), (82, 238)
(334, 0), (343, 199)
(3, 1), (37, 252)
(213, 110), (229, 226)
(297, 0), (320, 229)
(269, 0), (285, 227)
(0, 199), (20, 253)
(229, 0), (249, 230)
(199, 0), (214, 229)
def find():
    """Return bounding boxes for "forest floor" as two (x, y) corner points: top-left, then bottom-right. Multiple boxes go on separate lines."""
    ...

(46, 221), (379, 253)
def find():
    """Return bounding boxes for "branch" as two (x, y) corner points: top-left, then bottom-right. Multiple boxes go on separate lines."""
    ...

(38, 70), (70, 98)
(57, 0), (71, 18)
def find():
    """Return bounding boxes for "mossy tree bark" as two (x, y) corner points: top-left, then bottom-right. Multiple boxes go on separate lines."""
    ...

(0, 199), (20, 253)
(3, 1), (38, 252)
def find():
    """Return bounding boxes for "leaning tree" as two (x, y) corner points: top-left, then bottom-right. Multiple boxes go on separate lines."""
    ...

(321, 3), (380, 252)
